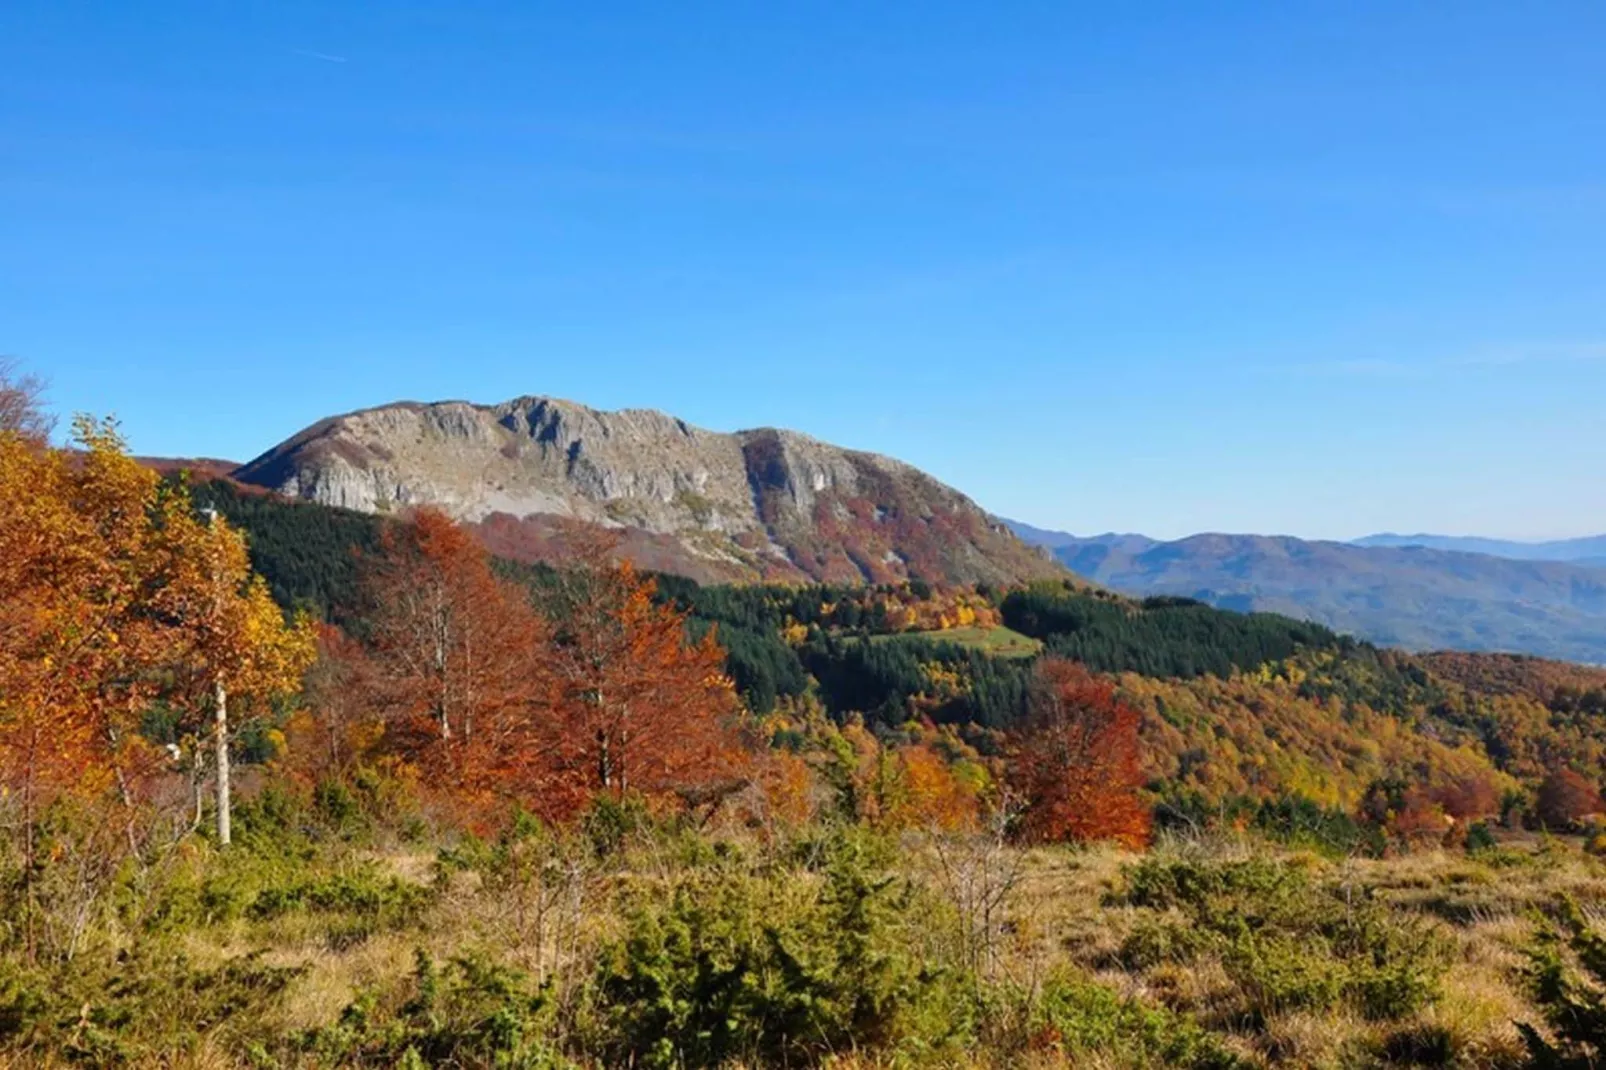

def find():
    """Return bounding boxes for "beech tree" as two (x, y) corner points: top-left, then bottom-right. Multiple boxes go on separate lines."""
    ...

(1006, 658), (1151, 848)
(289, 624), (378, 785)
(359, 508), (555, 810)
(0, 412), (313, 849)
(879, 743), (982, 832)
(0, 418), (137, 839)
(1435, 772), (1501, 822)
(541, 523), (745, 813)
(1535, 768), (1604, 831)
(162, 507), (315, 845)
(0, 408), (313, 960)
(0, 418), (230, 836)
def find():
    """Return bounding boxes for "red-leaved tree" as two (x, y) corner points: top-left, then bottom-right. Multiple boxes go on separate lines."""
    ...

(1007, 658), (1151, 848)
(359, 508), (556, 811)
(1535, 768), (1605, 831)
(540, 523), (746, 816)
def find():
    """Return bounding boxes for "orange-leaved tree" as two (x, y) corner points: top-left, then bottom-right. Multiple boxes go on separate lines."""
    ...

(878, 743), (983, 832)
(541, 522), (746, 816)
(0, 419), (215, 838)
(0, 407), (313, 954)
(359, 508), (555, 814)
(0, 418), (131, 831)
(1007, 658), (1151, 848)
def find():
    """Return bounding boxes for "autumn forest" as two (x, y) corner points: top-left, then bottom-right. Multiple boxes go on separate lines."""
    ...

(6, 368), (1606, 1068)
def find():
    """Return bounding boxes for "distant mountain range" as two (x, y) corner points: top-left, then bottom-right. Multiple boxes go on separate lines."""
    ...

(1006, 523), (1606, 664)
(1353, 532), (1606, 567)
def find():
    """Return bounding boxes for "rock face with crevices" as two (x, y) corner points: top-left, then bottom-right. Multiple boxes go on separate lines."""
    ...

(232, 396), (1063, 586)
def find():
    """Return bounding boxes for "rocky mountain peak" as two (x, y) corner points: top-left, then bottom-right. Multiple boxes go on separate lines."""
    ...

(232, 395), (1062, 587)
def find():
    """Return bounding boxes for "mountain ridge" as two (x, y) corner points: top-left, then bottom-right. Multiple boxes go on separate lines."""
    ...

(231, 395), (1064, 588)
(1354, 531), (1606, 561)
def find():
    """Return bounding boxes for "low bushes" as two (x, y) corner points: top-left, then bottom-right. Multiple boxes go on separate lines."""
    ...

(1030, 970), (1250, 1069)
(590, 830), (974, 1067)
(1114, 855), (1454, 1021)
(7, 796), (1594, 1068)
(1521, 899), (1606, 1068)
(289, 950), (573, 1069)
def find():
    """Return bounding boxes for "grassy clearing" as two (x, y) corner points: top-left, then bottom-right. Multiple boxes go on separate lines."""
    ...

(869, 626), (1044, 659)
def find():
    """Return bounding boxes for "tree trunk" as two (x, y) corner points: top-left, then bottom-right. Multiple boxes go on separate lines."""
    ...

(597, 729), (612, 791)
(435, 605), (451, 740)
(193, 752), (205, 832)
(215, 676), (231, 846)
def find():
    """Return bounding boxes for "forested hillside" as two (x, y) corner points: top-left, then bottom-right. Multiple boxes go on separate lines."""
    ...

(196, 478), (1606, 833)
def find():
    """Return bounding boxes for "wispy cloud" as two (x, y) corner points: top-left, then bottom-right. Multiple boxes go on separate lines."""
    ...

(292, 49), (348, 64)
(1450, 343), (1606, 368)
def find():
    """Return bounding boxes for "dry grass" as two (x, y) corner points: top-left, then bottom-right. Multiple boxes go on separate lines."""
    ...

(954, 833), (1606, 1069)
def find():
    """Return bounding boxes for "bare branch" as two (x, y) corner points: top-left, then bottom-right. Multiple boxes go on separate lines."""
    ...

(0, 357), (54, 441)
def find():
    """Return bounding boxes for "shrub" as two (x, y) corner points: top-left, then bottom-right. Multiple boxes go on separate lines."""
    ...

(581, 793), (657, 859)
(591, 831), (971, 1066)
(1114, 855), (1452, 1021)
(1256, 795), (1386, 858)
(0, 948), (302, 1062)
(1031, 970), (1249, 1069)
(0, 961), (49, 1041)
(1465, 821), (1499, 853)
(248, 867), (434, 928)
(294, 949), (573, 1068)
(1119, 914), (1215, 968)
(1379, 1021), (1458, 1066)
(1221, 931), (1346, 1014)
(1520, 899), (1606, 1068)
(140, 841), (319, 933)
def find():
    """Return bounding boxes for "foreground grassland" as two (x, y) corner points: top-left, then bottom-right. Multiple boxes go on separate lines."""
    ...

(4, 796), (1603, 1069)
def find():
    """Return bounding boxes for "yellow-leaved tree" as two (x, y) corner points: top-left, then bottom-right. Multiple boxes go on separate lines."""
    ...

(161, 505), (316, 845)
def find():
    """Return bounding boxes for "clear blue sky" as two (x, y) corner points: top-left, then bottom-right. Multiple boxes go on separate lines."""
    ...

(4, 2), (1604, 541)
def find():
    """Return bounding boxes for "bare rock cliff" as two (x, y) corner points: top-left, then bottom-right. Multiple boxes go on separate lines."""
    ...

(233, 396), (1063, 586)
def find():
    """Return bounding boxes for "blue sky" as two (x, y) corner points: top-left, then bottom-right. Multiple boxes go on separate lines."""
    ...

(4, 2), (1603, 541)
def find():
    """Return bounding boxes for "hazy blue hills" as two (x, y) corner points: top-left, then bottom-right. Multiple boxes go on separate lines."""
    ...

(1354, 532), (1606, 562)
(1006, 523), (1606, 665)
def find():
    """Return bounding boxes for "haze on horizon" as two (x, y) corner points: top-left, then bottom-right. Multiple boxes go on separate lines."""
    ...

(3, 1), (1602, 543)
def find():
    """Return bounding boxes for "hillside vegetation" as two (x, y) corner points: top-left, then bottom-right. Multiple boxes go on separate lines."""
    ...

(197, 479), (1606, 831)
